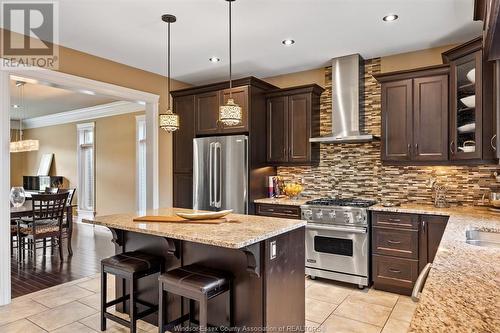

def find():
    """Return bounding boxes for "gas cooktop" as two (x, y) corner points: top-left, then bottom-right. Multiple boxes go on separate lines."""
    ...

(304, 198), (377, 208)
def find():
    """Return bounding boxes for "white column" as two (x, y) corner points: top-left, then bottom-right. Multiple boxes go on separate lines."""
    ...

(145, 102), (159, 210)
(0, 70), (12, 305)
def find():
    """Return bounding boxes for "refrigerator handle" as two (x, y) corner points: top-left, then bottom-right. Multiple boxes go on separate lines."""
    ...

(209, 142), (214, 207)
(215, 142), (222, 208)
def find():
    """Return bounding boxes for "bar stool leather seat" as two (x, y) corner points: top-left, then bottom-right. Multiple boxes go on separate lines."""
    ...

(102, 252), (162, 274)
(158, 264), (233, 332)
(101, 251), (163, 333)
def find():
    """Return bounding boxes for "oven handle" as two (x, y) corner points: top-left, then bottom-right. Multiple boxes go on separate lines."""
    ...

(306, 224), (367, 234)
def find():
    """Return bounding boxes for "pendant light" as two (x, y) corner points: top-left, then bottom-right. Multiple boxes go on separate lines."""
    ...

(10, 82), (39, 153)
(159, 14), (179, 132)
(219, 0), (242, 126)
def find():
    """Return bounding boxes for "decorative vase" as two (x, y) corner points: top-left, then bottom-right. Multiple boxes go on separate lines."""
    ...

(10, 187), (26, 208)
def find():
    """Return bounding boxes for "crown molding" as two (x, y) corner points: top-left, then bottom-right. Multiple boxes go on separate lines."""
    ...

(23, 101), (144, 129)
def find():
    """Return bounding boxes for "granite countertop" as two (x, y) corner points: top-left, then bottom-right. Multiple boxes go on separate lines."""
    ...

(254, 197), (310, 206)
(83, 207), (305, 249)
(370, 204), (500, 332)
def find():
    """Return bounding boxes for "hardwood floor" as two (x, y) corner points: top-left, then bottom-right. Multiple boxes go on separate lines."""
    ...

(11, 222), (114, 299)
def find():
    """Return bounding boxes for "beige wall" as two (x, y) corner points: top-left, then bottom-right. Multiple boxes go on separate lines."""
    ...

(262, 44), (459, 89)
(262, 68), (326, 88)
(12, 112), (144, 216)
(3, 29), (191, 209)
(380, 44), (458, 73)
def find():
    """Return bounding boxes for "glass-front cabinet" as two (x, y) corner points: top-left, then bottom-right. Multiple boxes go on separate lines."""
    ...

(449, 50), (483, 160)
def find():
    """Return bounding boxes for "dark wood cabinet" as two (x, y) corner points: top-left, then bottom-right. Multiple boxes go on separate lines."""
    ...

(265, 85), (324, 165)
(381, 79), (413, 161)
(172, 173), (193, 208)
(371, 211), (449, 295)
(255, 203), (301, 219)
(219, 86), (249, 134)
(413, 75), (449, 161)
(195, 91), (220, 136)
(443, 38), (496, 162)
(418, 215), (449, 272)
(474, 0), (500, 61)
(172, 77), (277, 211)
(377, 66), (450, 164)
(267, 96), (288, 163)
(288, 93), (312, 162)
(173, 95), (195, 174)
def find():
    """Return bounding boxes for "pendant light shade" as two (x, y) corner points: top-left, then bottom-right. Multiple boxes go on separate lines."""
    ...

(10, 81), (39, 153)
(219, 0), (242, 126)
(159, 14), (179, 132)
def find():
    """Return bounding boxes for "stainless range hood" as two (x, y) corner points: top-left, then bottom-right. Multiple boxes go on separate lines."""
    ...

(310, 54), (375, 143)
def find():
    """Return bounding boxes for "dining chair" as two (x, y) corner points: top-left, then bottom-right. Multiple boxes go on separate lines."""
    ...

(58, 188), (77, 255)
(17, 192), (69, 267)
(10, 219), (18, 255)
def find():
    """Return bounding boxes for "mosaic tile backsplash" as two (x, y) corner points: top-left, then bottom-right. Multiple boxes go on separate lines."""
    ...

(277, 58), (500, 206)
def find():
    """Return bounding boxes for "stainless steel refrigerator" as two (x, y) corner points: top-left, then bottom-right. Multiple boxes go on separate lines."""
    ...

(193, 135), (248, 214)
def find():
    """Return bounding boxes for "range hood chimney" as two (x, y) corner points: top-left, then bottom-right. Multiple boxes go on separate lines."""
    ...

(310, 54), (375, 143)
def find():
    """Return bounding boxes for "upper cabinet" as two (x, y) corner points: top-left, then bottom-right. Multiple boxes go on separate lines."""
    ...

(376, 37), (497, 165)
(443, 38), (496, 162)
(265, 85), (324, 165)
(194, 86), (250, 136)
(377, 66), (450, 163)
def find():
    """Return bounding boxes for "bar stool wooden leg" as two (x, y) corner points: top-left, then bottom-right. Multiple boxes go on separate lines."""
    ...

(189, 299), (195, 327)
(199, 295), (208, 332)
(101, 270), (107, 331)
(130, 276), (137, 333)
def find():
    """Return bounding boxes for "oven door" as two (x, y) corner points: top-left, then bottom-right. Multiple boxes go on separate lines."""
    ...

(306, 223), (369, 277)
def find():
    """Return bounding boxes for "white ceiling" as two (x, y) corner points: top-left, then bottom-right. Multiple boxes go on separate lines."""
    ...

(9, 0), (483, 85)
(10, 80), (117, 119)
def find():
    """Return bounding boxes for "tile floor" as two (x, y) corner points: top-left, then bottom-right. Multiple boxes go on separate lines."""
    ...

(0, 275), (416, 332)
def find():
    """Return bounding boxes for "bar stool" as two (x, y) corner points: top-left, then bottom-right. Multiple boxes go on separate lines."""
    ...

(101, 251), (163, 333)
(158, 264), (233, 332)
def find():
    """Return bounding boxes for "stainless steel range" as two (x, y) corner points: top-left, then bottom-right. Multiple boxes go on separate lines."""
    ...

(301, 198), (377, 288)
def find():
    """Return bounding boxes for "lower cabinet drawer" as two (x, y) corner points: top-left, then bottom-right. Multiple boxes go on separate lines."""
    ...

(372, 254), (419, 295)
(372, 226), (418, 259)
(255, 204), (301, 219)
(372, 212), (419, 229)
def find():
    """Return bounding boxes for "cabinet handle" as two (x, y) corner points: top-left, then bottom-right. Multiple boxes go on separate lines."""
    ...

(450, 140), (455, 154)
(412, 263), (432, 302)
(387, 240), (401, 245)
(388, 218), (401, 222)
(415, 143), (419, 154)
(491, 135), (497, 151)
(389, 268), (401, 274)
(407, 144), (411, 155)
(422, 220), (426, 233)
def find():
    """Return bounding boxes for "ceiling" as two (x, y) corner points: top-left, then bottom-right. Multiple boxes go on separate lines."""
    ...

(7, 0), (482, 85)
(10, 80), (117, 120)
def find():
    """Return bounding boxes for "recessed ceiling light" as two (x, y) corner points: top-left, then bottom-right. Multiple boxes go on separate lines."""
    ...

(209, 57), (221, 63)
(282, 39), (295, 46)
(11, 104), (20, 108)
(383, 14), (398, 22)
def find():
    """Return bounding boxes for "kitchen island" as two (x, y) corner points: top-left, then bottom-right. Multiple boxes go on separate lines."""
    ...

(84, 208), (306, 332)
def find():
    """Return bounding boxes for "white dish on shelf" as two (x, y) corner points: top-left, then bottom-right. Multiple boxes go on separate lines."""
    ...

(458, 140), (476, 153)
(175, 209), (233, 220)
(457, 123), (476, 133)
(460, 95), (475, 108)
(466, 69), (475, 84)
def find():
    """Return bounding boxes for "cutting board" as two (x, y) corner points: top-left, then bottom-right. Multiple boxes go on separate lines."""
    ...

(133, 215), (234, 224)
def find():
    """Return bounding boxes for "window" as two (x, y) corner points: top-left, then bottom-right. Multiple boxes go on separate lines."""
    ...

(136, 115), (147, 211)
(77, 122), (95, 218)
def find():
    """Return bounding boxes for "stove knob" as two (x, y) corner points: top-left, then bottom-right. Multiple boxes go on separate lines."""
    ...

(343, 212), (352, 223)
(328, 211), (336, 219)
(356, 213), (365, 223)
(302, 210), (312, 220)
(315, 210), (323, 219)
